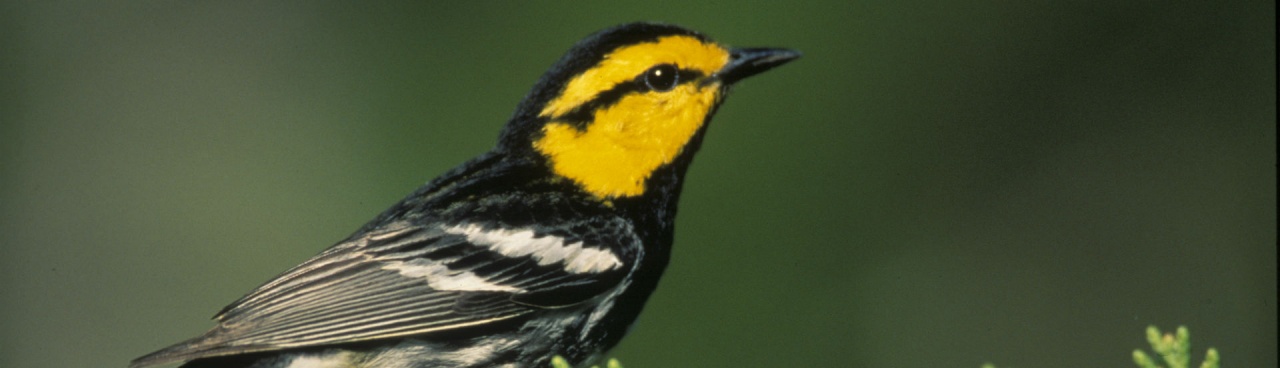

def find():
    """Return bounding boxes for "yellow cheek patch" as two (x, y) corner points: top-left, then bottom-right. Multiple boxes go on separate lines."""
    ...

(540, 36), (729, 119)
(534, 84), (721, 198)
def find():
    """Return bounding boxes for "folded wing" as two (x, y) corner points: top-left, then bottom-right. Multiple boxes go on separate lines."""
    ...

(131, 220), (632, 368)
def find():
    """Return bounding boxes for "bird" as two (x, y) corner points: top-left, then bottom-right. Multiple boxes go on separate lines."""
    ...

(131, 22), (799, 368)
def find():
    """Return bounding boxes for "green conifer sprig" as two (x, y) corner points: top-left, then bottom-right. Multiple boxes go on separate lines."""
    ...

(984, 325), (1220, 368)
(1133, 326), (1219, 368)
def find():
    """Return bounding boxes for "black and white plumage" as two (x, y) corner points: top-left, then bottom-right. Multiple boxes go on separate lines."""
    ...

(139, 152), (653, 368)
(132, 22), (798, 368)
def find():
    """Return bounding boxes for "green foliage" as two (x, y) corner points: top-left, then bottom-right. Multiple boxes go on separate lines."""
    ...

(551, 355), (623, 368)
(1133, 326), (1219, 368)
(983, 325), (1219, 368)
(550, 327), (1219, 368)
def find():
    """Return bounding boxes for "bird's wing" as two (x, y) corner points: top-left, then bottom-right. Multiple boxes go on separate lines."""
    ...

(130, 220), (633, 368)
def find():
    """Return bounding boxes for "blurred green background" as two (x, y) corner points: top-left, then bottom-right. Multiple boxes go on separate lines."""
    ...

(1, 2), (1274, 367)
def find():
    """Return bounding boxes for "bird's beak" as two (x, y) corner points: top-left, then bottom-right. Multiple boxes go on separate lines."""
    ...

(710, 48), (801, 86)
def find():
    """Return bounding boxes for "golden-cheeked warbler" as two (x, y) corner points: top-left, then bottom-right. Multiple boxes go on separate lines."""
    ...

(132, 22), (798, 368)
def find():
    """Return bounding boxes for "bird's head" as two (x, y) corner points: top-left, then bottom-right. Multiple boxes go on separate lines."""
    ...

(500, 22), (799, 200)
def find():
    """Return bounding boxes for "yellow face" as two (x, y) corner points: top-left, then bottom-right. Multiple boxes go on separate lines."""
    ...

(533, 35), (732, 199)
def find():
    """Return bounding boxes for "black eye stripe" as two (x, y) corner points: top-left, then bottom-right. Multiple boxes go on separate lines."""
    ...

(655, 70), (703, 91)
(556, 82), (644, 126)
(554, 67), (706, 127)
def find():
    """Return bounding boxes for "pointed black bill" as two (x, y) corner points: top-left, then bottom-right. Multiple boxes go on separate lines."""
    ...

(712, 47), (801, 85)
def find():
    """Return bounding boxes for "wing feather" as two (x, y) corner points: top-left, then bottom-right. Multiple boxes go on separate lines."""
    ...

(130, 221), (630, 368)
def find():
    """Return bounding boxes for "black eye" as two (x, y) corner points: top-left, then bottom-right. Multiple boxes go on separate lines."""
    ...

(643, 64), (679, 92)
